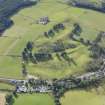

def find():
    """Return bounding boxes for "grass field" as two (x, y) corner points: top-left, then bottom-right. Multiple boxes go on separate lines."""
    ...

(61, 89), (105, 105)
(1, 0), (105, 79)
(13, 94), (54, 105)
(0, 83), (14, 90)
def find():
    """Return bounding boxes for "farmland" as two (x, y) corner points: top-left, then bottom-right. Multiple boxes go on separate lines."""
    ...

(0, 0), (105, 105)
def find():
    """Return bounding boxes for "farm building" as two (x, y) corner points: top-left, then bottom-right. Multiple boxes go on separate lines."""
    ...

(37, 16), (50, 25)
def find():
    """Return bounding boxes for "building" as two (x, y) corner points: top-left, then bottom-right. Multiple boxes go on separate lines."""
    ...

(37, 16), (50, 25)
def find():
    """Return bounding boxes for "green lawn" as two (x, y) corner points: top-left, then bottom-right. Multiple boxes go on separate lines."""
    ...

(13, 94), (54, 105)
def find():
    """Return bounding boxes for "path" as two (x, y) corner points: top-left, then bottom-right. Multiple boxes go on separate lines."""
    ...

(0, 93), (5, 105)
(3, 38), (19, 56)
(27, 74), (39, 80)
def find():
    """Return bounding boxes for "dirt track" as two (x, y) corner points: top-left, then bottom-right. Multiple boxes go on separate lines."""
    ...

(0, 93), (5, 105)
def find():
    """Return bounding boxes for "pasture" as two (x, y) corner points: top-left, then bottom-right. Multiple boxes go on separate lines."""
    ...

(13, 94), (54, 105)
(61, 89), (105, 105)
(1, 0), (105, 79)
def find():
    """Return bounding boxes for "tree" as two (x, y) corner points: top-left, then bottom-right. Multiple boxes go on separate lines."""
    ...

(80, 38), (84, 43)
(94, 32), (102, 44)
(44, 32), (49, 38)
(2, 18), (14, 28)
(86, 40), (91, 45)
(22, 51), (29, 63)
(48, 29), (55, 37)
(86, 58), (103, 72)
(54, 40), (65, 52)
(34, 53), (53, 62)
(13, 91), (18, 98)
(73, 23), (82, 35)
(29, 52), (34, 62)
(58, 23), (65, 30)
(32, 56), (37, 64)
(56, 53), (62, 61)
(90, 45), (103, 58)
(53, 25), (59, 32)
(24, 48), (28, 53)
(102, 1), (105, 10)
(61, 52), (71, 63)
(22, 63), (28, 77)
(5, 94), (14, 105)
(26, 41), (34, 51)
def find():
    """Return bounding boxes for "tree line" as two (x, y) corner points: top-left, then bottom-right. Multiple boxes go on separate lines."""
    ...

(44, 23), (65, 38)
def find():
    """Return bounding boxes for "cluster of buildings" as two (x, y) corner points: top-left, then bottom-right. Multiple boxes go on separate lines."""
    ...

(16, 85), (50, 93)
(36, 16), (50, 25)
(12, 79), (52, 93)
